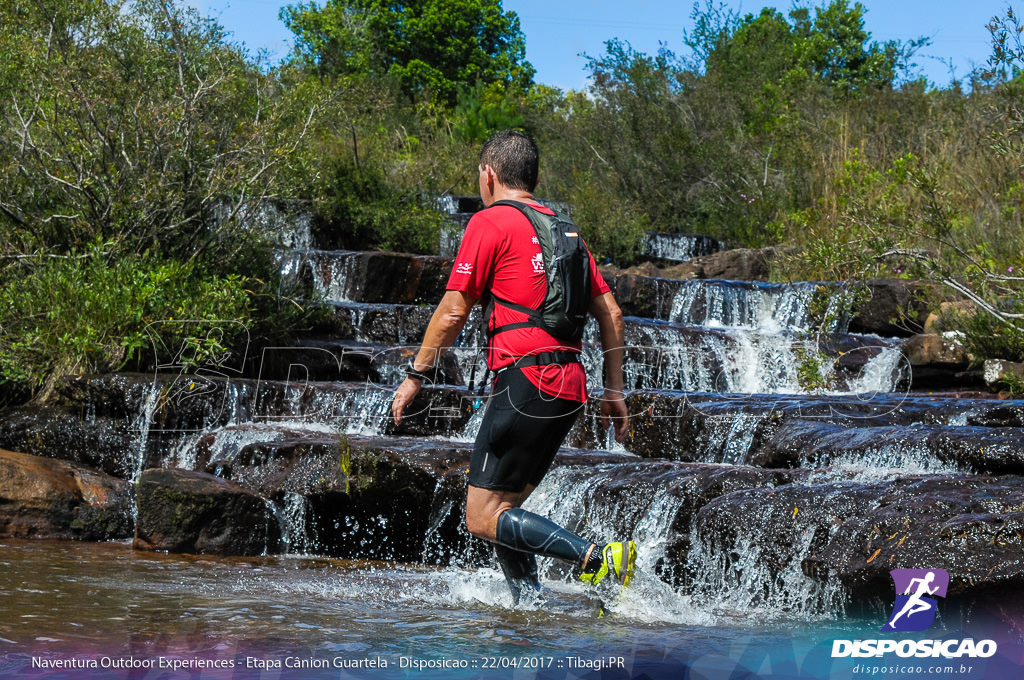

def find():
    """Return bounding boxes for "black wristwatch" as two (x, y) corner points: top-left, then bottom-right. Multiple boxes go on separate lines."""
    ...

(405, 360), (435, 382)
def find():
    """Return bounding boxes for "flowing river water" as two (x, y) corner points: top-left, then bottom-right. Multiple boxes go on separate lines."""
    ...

(0, 538), (914, 679)
(3, 207), (1024, 679)
(4, 535), (1020, 679)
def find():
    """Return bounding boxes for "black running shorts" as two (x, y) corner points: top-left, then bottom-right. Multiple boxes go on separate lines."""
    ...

(468, 367), (583, 492)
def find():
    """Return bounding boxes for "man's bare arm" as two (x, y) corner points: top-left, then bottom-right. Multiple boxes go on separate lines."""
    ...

(391, 290), (476, 425)
(589, 291), (629, 442)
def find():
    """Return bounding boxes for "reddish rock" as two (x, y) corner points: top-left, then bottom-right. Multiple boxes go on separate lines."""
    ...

(603, 247), (781, 283)
(924, 300), (979, 334)
(902, 333), (970, 367)
(670, 247), (776, 281)
(901, 333), (979, 390)
(0, 448), (133, 540)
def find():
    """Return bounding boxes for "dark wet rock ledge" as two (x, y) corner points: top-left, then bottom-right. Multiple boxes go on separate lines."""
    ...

(1, 237), (1021, 618)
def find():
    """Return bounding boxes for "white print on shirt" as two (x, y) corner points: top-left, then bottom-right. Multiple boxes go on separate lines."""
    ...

(455, 262), (473, 275)
(531, 252), (545, 274)
(531, 236), (539, 245)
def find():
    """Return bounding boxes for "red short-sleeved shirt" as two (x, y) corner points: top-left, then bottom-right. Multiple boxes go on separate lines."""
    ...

(447, 202), (610, 402)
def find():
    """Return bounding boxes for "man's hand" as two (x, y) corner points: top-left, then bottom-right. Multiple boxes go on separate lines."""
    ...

(600, 389), (629, 443)
(391, 377), (422, 425)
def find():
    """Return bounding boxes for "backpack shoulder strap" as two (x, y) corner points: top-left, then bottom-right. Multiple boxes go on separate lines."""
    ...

(488, 198), (534, 212)
(487, 199), (558, 224)
(479, 199), (553, 336)
(478, 198), (588, 342)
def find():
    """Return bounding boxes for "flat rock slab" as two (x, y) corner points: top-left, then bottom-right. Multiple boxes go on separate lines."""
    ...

(809, 475), (1024, 597)
(0, 448), (133, 540)
(749, 419), (1024, 475)
(696, 473), (1024, 603)
(134, 467), (280, 556)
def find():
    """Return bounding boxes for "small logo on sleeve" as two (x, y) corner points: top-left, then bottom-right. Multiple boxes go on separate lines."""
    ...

(455, 262), (473, 275)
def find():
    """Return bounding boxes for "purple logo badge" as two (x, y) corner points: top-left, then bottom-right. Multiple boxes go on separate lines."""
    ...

(880, 568), (949, 632)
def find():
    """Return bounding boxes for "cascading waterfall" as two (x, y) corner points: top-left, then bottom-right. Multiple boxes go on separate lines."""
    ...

(642, 279), (898, 394)
(642, 233), (724, 263)
(308, 250), (361, 302)
(806, 433), (963, 478)
(717, 411), (768, 464)
(277, 249), (363, 302)
(279, 491), (314, 554)
(668, 280), (820, 331)
(686, 527), (848, 622)
(844, 346), (906, 394)
(608, 321), (840, 394)
(112, 233), (930, 623)
(130, 381), (162, 484)
(518, 464), (850, 623)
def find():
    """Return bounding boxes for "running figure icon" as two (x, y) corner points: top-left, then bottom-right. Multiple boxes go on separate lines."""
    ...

(887, 572), (939, 628)
(881, 568), (949, 632)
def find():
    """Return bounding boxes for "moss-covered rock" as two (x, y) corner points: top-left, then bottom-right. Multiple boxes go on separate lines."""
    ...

(134, 467), (280, 556)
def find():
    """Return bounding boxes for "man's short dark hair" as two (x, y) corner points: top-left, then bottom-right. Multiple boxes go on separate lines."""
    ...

(479, 130), (539, 192)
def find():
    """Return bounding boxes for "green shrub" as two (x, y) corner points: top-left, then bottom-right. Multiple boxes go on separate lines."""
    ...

(949, 303), (1024, 365)
(0, 243), (259, 399)
(313, 161), (446, 254)
(0, 1), (319, 403)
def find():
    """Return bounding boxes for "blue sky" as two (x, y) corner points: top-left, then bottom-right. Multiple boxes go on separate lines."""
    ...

(186, 1), (1008, 89)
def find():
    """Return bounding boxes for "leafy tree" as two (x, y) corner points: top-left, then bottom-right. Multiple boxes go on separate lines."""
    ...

(0, 0), (314, 261)
(704, 7), (801, 96)
(0, 0), (316, 401)
(705, 1), (920, 105)
(280, 0), (534, 104)
(452, 81), (523, 143)
(791, 0), (918, 95)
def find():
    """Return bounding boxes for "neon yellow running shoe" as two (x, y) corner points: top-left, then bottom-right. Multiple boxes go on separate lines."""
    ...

(580, 541), (637, 587)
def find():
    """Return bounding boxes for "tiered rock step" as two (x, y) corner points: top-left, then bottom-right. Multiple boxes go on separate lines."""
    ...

(0, 234), (1009, 617)
(322, 301), (905, 394)
(280, 248), (932, 335)
(5, 375), (1022, 477)
(2, 373), (1022, 609)
(286, 248), (976, 390)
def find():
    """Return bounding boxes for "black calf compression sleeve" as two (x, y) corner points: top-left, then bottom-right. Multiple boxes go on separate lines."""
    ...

(495, 507), (592, 565)
(494, 544), (540, 604)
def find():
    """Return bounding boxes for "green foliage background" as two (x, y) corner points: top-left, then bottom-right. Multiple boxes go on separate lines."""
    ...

(2, 0), (1024, 401)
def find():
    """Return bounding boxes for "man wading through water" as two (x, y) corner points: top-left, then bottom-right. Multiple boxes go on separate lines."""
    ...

(391, 130), (634, 604)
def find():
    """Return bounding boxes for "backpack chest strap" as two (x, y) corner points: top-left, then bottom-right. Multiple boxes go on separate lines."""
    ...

(486, 293), (544, 336)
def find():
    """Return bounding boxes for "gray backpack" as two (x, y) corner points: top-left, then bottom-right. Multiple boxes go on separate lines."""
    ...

(483, 199), (592, 343)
